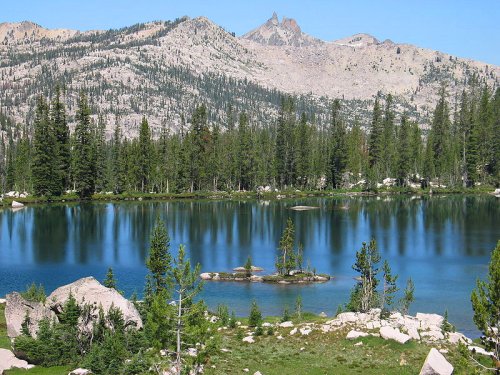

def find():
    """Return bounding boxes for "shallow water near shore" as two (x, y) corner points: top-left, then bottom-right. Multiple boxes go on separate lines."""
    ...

(0, 195), (498, 337)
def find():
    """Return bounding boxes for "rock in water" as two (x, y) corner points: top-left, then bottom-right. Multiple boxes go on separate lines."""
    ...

(419, 348), (453, 375)
(11, 200), (24, 208)
(5, 292), (56, 338)
(0, 348), (33, 373)
(47, 277), (142, 329)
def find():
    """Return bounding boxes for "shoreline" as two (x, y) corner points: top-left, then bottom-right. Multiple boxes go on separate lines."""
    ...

(0, 186), (496, 208)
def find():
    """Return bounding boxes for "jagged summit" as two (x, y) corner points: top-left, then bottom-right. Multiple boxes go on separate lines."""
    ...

(243, 12), (323, 47)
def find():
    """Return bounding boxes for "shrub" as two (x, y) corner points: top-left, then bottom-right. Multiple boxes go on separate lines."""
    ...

(248, 300), (262, 327)
(21, 282), (46, 303)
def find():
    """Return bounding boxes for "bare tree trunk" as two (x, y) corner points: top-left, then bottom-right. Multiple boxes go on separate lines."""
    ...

(176, 291), (182, 375)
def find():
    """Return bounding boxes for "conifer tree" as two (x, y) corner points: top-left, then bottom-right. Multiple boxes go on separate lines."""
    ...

(277, 218), (297, 276)
(74, 92), (95, 198)
(381, 94), (397, 178)
(145, 217), (172, 298)
(296, 112), (311, 188)
(51, 86), (70, 191)
(368, 95), (384, 172)
(396, 114), (411, 186)
(32, 96), (59, 196)
(138, 116), (152, 192)
(104, 267), (117, 290)
(329, 99), (347, 188)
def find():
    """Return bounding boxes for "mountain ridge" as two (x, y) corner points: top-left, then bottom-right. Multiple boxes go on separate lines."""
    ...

(0, 14), (498, 137)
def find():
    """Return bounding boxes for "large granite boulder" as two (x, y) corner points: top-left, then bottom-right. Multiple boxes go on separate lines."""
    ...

(5, 277), (143, 339)
(5, 292), (56, 338)
(419, 348), (453, 375)
(0, 348), (34, 373)
(46, 277), (142, 329)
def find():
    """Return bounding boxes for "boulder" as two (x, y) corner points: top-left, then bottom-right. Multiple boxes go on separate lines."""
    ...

(468, 345), (494, 356)
(289, 328), (298, 335)
(0, 298), (6, 304)
(336, 312), (358, 323)
(416, 313), (444, 330)
(407, 327), (420, 340)
(69, 369), (93, 375)
(5, 292), (56, 338)
(253, 372), (263, 375)
(0, 348), (33, 373)
(299, 327), (312, 335)
(250, 275), (263, 282)
(46, 277), (142, 329)
(447, 332), (471, 345)
(199, 273), (213, 280)
(242, 336), (254, 343)
(346, 330), (369, 339)
(319, 312), (327, 318)
(279, 321), (293, 328)
(11, 201), (24, 208)
(419, 348), (453, 375)
(420, 330), (444, 341)
(380, 326), (411, 344)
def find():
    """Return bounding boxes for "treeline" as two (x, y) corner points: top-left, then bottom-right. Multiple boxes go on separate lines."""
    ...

(0, 83), (498, 197)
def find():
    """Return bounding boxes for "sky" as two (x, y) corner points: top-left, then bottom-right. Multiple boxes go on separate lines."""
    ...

(2, 0), (499, 65)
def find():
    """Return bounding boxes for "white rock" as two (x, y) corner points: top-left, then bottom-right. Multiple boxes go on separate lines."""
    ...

(416, 313), (444, 330)
(299, 327), (312, 335)
(69, 369), (93, 375)
(336, 312), (358, 323)
(468, 345), (494, 356)
(289, 328), (298, 335)
(187, 347), (197, 357)
(253, 372), (263, 375)
(366, 320), (381, 329)
(279, 321), (294, 328)
(242, 336), (255, 343)
(319, 312), (327, 318)
(262, 322), (272, 327)
(199, 273), (213, 280)
(354, 341), (363, 346)
(419, 348), (453, 375)
(0, 298), (6, 304)
(0, 348), (31, 373)
(346, 330), (369, 339)
(420, 330), (444, 341)
(380, 326), (411, 344)
(277, 335), (283, 340)
(243, 369), (249, 372)
(320, 324), (331, 333)
(447, 332), (471, 344)
(11, 200), (24, 208)
(407, 327), (420, 340)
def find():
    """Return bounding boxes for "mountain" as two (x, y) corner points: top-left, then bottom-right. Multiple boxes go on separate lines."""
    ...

(0, 14), (498, 137)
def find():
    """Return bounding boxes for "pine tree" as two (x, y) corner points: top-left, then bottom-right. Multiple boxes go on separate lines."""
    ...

(429, 85), (451, 185)
(237, 112), (252, 190)
(381, 260), (399, 312)
(296, 112), (311, 188)
(138, 116), (153, 192)
(329, 99), (348, 188)
(471, 241), (500, 363)
(104, 267), (117, 290)
(111, 121), (127, 194)
(145, 217), (172, 298)
(51, 86), (70, 191)
(396, 114), (411, 186)
(399, 278), (415, 315)
(32, 96), (59, 196)
(381, 94), (397, 178)
(277, 218), (296, 275)
(93, 115), (107, 192)
(74, 92), (95, 198)
(368, 95), (384, 173)
(248, 300), (263, 327)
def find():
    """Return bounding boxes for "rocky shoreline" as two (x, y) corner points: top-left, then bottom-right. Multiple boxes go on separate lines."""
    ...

(199, 271), (331, 284)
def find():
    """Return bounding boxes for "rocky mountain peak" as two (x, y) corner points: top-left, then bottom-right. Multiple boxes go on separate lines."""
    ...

(243, 13), (322, 47)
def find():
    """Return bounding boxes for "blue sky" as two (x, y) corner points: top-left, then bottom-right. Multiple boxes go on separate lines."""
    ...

(2, 0), (499, 65)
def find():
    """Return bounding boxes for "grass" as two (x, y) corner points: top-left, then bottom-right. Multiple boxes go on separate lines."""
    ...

(5, 367), (72, 375)
(0, 303), (12, 350)
(204, 327), (431, 375)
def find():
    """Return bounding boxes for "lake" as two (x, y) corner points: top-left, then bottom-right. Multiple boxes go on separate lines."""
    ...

(0, 195), (498, 337)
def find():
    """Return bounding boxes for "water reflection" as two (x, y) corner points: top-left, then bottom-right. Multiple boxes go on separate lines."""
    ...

(0, 195), (498, 335)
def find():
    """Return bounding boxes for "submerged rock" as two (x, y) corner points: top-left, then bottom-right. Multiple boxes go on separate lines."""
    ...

(419, 348), (453, 375)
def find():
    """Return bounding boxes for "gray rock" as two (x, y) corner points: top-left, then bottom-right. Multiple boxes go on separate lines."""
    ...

(68, 369), (93, 375)
(11, 201), (24, 208)
(5, 292), (56, 338)
(346, 330), (369, 339)
(419, 348), (453, 375)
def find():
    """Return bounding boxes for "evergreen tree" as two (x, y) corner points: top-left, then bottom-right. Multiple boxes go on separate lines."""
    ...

(51, 86), (70, 191)
(329, 99), (348, 188)
(237, 112), (252, 190)
(145, 217), (172, 298)
(277, 218), (296, 275)
(399, 278), (415, 315)
(396, 114), (411, 186)
(248, 300), (263, 327)
(381, 94), (397, 178)
(111, 121), (127, 194)
(471, 240), (500, 363)
(32, 96), (59, 196)
(296, 112), (311, 188)
(368, 95), (384, 173)
(74, 92), (95, 198)
(104, 267), (117, 290)
(429, 85), (452, 185)
(93, 115), (107, 192)
(381, 260), (399, 312)
(138, 116), (153, 192)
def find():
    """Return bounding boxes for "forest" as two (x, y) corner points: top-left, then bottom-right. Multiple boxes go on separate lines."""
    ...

(0, 81), (498, 198)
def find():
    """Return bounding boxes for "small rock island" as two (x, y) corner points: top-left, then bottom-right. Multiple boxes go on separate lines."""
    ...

(200, 218), (332, 284)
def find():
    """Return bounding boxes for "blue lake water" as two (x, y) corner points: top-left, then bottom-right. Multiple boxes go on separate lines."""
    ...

(0, 195), (498, 337)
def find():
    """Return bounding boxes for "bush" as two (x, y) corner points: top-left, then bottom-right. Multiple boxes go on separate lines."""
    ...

(281, 307), (291, 323)
(248, 300), (262, 327)
(216, 304), (230, 326)
(21, 282), (46, 303)
(228, 311), (237, 329)
(266, 326), (274, 336)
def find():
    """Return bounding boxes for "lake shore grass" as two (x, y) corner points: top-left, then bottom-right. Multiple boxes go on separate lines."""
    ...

(0, 185), (496, 208)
